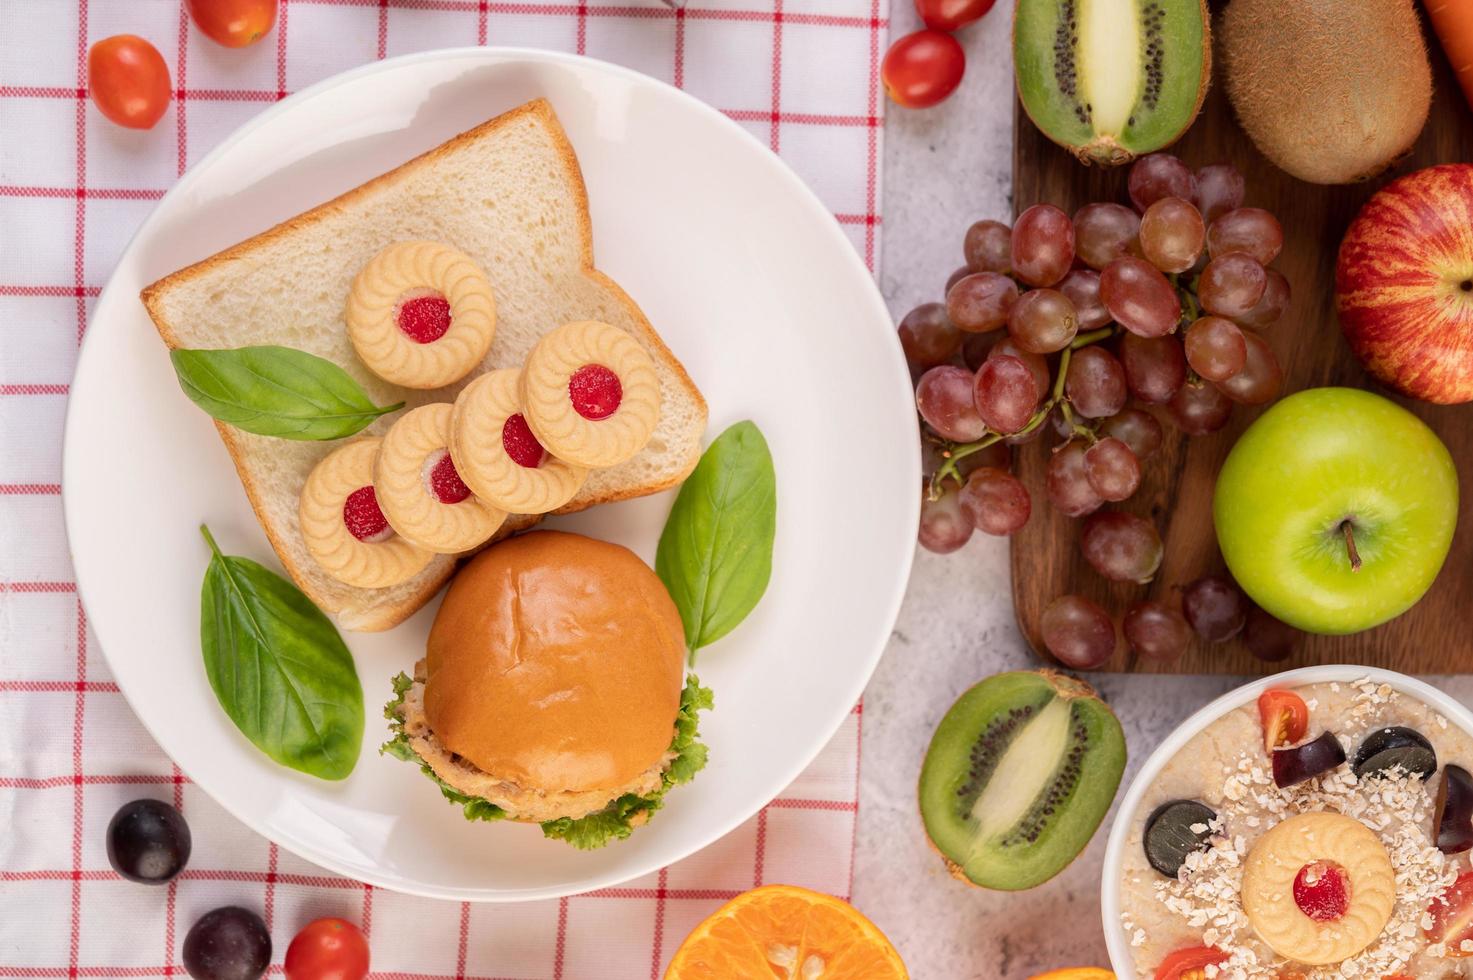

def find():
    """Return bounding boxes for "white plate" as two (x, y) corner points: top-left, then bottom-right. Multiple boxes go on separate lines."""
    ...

(62, 49), (917, 902)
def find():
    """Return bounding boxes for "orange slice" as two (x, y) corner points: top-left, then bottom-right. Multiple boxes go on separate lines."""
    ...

(664, 885), (907, 980)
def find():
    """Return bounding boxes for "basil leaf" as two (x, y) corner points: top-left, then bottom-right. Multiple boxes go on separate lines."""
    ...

(170, 346), (403, 440)
(199, 525), (364, 780)
(656, 421), (776, 662)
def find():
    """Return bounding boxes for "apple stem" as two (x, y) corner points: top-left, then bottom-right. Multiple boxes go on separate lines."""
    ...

(1341, 521), (1363, 573)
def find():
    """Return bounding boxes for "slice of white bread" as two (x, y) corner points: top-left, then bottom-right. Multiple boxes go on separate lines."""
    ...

(141, 100), (707, 631)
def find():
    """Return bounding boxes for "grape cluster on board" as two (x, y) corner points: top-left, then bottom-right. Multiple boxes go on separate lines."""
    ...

(903, 152), (1303, 669)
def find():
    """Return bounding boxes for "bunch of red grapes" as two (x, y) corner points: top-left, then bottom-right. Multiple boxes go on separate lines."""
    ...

(903, 152), (1301, 668)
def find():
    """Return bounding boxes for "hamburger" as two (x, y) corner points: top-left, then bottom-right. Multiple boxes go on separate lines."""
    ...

(382, 530), (713, 849)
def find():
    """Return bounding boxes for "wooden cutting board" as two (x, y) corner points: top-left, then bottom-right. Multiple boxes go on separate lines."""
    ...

(1010, 8), (1473, 674)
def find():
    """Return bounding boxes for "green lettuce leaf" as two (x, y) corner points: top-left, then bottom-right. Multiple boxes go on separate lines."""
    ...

(380, 672), (713, 847)
(380, 672), (506, 823)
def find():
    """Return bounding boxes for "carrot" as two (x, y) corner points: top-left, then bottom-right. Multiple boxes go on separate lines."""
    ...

(1424, 0), (1473, 111)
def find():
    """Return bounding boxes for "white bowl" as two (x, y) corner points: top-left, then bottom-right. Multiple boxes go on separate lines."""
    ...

(1099, 665), (1473, 975)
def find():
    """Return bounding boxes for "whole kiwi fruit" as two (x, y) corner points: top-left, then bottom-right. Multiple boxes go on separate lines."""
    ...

(918, 669), (1126, 890)
(1221, 0), (1431, 184)
(1014, 0), (1211, 166)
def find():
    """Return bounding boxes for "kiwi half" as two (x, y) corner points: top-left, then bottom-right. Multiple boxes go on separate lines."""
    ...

(918, 670), (1126, 890)
(1014, 0), (1210, 166)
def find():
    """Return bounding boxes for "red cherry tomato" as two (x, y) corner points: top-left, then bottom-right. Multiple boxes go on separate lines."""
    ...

(186, 0), (279, 48)
(284, 918), (369, 980)
(1427, 871), (1473, 955)
(87, 35), (171, 131)
(881, 30), (965, 109)
(1153, 945), (1227, 980)
(914, 0), (996, 32)
(1257, 688), (1309, 753)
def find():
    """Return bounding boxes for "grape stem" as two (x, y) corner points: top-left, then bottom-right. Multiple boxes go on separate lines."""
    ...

(926, 328), (1118, 500)
(1175, 274), (1202, 327)
(1340, 520), (1363, 572)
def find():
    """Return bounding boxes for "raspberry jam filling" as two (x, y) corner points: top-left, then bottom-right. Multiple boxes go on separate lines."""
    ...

(343, 486), (391, 542)
(1293, 860), (1351, 922)
(501, 413), (546, 469)
(395, 292), (452, 344)
(568, 363), (623, 421)
(428, 451), (472, 504)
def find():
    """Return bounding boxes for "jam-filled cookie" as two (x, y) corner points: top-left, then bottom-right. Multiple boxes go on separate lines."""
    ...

(300, 439), (434, 589)
(373, 403), (505, 554)
(1242, 811), (1395, 965)
(345, 241), (495, 389)
(519, 320), (660, 469)
(450, 369), (588, 514)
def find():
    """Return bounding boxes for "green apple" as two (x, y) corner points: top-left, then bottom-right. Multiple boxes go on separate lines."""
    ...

(1213, 387), (1459, 634)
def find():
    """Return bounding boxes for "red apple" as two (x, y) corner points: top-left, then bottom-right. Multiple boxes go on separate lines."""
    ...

(1337, 163), (1473, 404)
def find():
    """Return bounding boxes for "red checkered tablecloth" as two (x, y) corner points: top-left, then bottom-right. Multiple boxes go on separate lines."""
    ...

(0, 1), (888, 975)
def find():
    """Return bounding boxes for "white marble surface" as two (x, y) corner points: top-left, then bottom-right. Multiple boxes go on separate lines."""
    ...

(851, 10), (1473, 977)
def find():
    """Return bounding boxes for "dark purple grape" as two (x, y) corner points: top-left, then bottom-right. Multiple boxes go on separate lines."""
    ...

(974, 355), (1043, 434)
(919, 484), (973, 554)
(1040, 594), (1117, 670)
(1181, 576), (1246, 643)
(1237, 268), (1291, 328)
(1272, 732), (1345, 788)
(947, 272), (1019, 333)
(1074, 202), (1140, 271)
(1119, 332), (1187, 404)
(945, 265), (972, 295)
(1065, 346), (1128, 418)
(958, 467), (1031, 536)
(1139, 196), (1205, 274)
(107, 798), (191, 885)
(182, 907), (271, 980)
(961, 331), (998, 371)
(1183, 316), (1247, 382)
(1008, 287), (1078, 353)
(1101, 408), (1164, 460)
(1100, 256), (1181, 338)
(988, 338), (1050, 393)
(1058, 268), (1111, 329)
(1123, 600), (1192, 661)
(964, 218), (1012, 273)
(1244, 605), (1303, 662)
(1128, 154), (1196, 213)
(1198, 252), (1267, 318)
(1207, 207), (1284, 266)
(1193, 163), (1245, 225)
(1011, 204), (1075, 287)
(1214, 330), (1282, 405)
(1080, 511), (1163, 583)
(1045, 441), (1104, 517)
(1169, 379), (1233, 436)
(1084, 437), (1142, 501)
(917, 365), (988, 442)
(1435, 767), (1473, 854)
(898, 302), (962, 369)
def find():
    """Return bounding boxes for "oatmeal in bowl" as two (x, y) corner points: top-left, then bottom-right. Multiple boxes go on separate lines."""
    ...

(1101, 667), (1473, 979)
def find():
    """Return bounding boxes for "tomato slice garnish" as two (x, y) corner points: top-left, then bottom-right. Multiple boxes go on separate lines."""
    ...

(1258, 689), (1309, 753)
(1427, 871), (1473, 956)
(1154, 945), (1227, 980)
